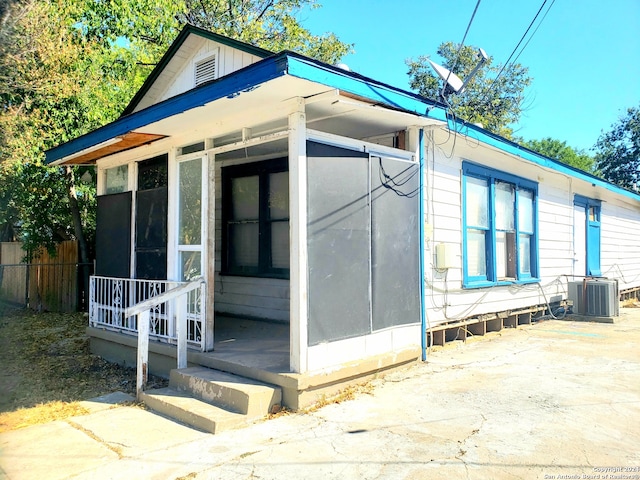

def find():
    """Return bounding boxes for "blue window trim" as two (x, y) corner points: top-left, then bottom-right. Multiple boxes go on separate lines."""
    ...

(573, 194), (601, 209)
(462, 161), (540, 288)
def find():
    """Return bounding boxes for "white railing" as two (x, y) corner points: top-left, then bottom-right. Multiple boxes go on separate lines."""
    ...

(89, 275), (206, 350)
(122, 277), (205, 400)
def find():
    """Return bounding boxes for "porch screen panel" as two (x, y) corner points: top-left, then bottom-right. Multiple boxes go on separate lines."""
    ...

(370, 157), (420, 330)
(96, 192), (131, 278)
(135, 186), (168, 280)
(307, 141), (370, 346)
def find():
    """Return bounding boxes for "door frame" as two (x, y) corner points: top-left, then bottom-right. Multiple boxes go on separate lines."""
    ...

(574, 194), (601, 277)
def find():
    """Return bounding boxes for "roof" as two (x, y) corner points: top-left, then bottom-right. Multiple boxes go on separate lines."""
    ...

(45, 50), (444, 166)
(45, 28), (640, 204)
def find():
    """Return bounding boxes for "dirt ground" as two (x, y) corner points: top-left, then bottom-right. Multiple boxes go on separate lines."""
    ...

(0, 303), (166, 431)
(2, 307), (638, 480)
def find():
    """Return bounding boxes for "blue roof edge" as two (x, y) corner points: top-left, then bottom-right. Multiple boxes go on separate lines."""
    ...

(284, 51), (447, 121)
(454, 120), (640, 203)
(45, 49), (640, 204)
(283, 53), (639, 203)
(45, 54), (289, 164)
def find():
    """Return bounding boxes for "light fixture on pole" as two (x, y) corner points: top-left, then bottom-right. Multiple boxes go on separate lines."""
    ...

(428, 48), (488, 103)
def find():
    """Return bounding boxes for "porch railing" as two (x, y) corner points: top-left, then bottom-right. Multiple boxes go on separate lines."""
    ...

(122, 277), (205, 400)
(89, 276), (206, 351)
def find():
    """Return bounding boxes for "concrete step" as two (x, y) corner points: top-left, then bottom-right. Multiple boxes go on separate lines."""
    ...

(141, 387), (247, 434)
(169, 366), (281, 419)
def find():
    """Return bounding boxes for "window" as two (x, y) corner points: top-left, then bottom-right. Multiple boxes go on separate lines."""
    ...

(135, 154), (168, 280)
(104, 165), (128, 194)
(222, 158), (289, 278)
(180, 141), (205, 156)
(462, 161), (538, 287)
(178, 157), (205, 281)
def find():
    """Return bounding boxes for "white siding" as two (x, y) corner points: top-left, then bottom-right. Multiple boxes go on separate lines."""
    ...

(422, 129), (640, 327)
(601, 199), (640, 290)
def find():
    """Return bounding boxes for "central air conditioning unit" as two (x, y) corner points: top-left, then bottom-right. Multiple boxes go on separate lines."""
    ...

(568, 279), (619, 317)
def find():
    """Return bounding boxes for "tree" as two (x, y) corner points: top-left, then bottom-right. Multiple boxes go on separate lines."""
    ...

(521, 137), (596, 174)
(0, 0), (350, 258)
(0, 1), (133, 259)
(406, 42), (532, 138)
(79, 0), (352, 64)
(594, 105), (640, 191)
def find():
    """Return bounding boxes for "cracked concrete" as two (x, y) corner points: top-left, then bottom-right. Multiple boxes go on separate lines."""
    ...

(1, 309), (639, 479)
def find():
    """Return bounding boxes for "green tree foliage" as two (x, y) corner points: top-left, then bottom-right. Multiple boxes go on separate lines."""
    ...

(78, 0), (352, 64)
(0, 0), (350, 257)
(0, 1), (115, 258)
(406, 42), (532, 139)
(521, 137), (596, 174)
(594, 105), (640, 192)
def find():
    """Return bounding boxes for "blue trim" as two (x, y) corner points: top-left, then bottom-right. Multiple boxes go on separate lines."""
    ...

(284, 53), (447, 121)
(46, 55), (289, 164)
(462, 161), (540, 289)
(418, 129), (426, 361)
(41, 39), (640, 205)
(574, 194), (601, 209)
(574, 195), (602, 276)
(454, 121), (640, 202)
(461, 173), (490, 284)
(463, 161), (538, 191)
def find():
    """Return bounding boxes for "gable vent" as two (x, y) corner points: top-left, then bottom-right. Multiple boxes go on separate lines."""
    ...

(195, 55), (217, 87)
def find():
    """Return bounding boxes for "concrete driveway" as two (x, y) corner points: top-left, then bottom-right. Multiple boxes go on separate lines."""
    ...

(2, 309), (639, 479)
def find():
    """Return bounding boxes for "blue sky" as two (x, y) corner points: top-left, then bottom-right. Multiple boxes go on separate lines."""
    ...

(300, 0), (640, 152)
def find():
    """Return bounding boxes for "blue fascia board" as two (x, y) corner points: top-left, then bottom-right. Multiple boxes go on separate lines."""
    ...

(42, 47), (640, 205)
(284, 53), (447, 121)
(46, 51), (445, 165)
(46, 55), (289, 164)
(452, 120), (640, 203)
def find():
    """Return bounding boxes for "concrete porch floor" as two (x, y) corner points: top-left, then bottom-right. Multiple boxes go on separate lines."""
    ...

(204, 315), (290, 373)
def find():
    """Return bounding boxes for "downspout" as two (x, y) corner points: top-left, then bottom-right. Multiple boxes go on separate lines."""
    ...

(419, 128), (427, 361)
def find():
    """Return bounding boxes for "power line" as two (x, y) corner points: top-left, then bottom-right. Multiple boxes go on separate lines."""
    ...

(480, 0), (550, 101)
(512, 0), (556, 66)
(442, 0), (482, 99)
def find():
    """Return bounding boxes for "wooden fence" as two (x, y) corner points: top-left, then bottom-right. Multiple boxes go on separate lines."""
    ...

(0, 242), (26, 305)
(0, 241), (92, 312)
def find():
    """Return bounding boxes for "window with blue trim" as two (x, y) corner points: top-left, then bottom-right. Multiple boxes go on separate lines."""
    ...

(462, 161), (538, 287)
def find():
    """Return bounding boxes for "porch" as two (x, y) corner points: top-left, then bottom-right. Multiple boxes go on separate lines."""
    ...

(88, 314), (419, 410)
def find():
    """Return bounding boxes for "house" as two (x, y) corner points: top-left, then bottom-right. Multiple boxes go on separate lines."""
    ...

(46, 25), (640, 412)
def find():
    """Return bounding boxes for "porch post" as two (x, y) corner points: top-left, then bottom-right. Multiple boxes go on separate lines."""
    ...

(288, 98), (308, 373)
(205, 148), (215, 351)
(136, 309), (150, 401)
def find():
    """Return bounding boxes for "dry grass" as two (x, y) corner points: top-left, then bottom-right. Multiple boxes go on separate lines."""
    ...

(0, 302), (167, 431)
(301, 382), (375, 414)
(622, 298), (640, 308)
(0, 401), (89, 433)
